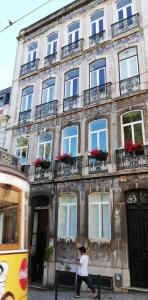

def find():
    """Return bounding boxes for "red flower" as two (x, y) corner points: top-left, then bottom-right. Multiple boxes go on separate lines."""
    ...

(90, 149), (101, 158)
(125, 140), (143, 153)
(57, 153), (72, 161)
(34, 158), (43, 167)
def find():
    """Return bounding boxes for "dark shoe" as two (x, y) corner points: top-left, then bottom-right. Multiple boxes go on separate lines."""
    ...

(74, 295), (80, 298)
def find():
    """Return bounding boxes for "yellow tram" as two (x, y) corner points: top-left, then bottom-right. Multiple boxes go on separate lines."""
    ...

(0, 149), (29, 300)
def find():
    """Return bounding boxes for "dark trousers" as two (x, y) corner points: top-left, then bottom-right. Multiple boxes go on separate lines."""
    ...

(76, 274), (96, 296)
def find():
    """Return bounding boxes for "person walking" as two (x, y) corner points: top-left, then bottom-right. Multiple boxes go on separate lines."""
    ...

(74, 246), (97, 298)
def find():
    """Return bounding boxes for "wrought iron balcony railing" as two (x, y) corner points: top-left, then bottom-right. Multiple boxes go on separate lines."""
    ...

(61, 39), (84, 59)
(44, 52), (57, 66)
(35, 101), (58, 119)
(19, 110), (31, 124)
(84, 82), (112, 106)
(111, 13), (140, 38)
(63, 95), (80, 112)
(120, 75), (140, 96)
(88, 156), (108, 174)
(55, 157), (82, 177)
(20, 59), (39, 76)
(34, 163), (52, 181)
(0, 148), (19, 167)
(116, 146), (148, 170)
(89, 31), (105, 47)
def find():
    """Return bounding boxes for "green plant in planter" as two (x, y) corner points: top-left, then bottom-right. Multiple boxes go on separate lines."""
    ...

(44, 246), (54, 261)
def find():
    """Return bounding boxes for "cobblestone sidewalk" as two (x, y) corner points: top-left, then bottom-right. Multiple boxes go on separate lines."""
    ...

(29, 289), (148, 300)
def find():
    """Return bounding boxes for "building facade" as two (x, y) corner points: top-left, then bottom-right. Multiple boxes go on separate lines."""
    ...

(5, 0), (148, 290)
(0, 87), (11, 149)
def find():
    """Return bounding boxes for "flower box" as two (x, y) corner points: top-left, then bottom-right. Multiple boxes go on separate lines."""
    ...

(89, 149), (108, 161)
(34, 158), (50, 169)
(124, 141), (144, 156)
(57, 153), (73, 164)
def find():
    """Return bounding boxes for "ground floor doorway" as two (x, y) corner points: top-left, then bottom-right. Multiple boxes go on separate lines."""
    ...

(126, 190), (148, 288)
(30, 208), (48, 284)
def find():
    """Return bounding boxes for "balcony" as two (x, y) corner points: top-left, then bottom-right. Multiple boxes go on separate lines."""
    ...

(88, 156), (108, 174)
(84, 83), (112, 106)
(89, 31), (105, 47)
(111, 14), (140, 38)
(55, 157), (82, 177)
(116, 146), (148, 170)
(35, 101), (58, 119)
(20, 59), (39, 76)
(61, 39), (84, 59)
(19, 110), (31, 124)
(63, 95), (80, 112)
(0, 148), (19, 167)
(44, 52), (57, 67)
(120, 75), (140, 96)
(34, 164), (52, 181)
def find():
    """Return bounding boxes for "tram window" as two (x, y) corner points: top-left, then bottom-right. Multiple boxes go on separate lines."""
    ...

(0, 186), (19, 245)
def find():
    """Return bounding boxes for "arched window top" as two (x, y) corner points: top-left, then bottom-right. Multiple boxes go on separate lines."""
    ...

(16, 137), (28, 147)
(39, 133), (52, 143)
(90, 59), (106, 72)
(89, 192), (110, 202)
(116, 0), (132, 9)
(68, 21), (80, 33)
(63, 126), (78, 138)
(60, 193), (77, 204)
(65, 69), (79, 81)
(91, 9), (104, 22)
(90, 119), (107, 132)
(119, 47), (137, 61)
(47, 32), (58, 43)
(28, 42), (38, 51)
(43, 78), (55, 89)
(22, 86), (33, 96)
(122, 111), (142, 124)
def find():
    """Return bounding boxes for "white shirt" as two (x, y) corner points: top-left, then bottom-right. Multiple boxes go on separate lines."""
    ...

(77, 254), (89, 276)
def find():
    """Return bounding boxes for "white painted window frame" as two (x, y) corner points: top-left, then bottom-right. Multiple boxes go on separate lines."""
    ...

(38, 134), (52, 160)
(62, 126), (78, 156)
(58, 195), (77, 238)
(89, 119), (108, 151)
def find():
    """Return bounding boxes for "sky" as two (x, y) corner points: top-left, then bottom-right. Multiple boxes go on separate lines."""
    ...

(0, 0), (75, 91)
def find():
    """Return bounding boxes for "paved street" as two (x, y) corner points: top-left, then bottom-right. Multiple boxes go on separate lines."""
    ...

(29, 288), (148, 300)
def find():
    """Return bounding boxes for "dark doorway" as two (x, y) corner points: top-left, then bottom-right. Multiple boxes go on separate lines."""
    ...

(126, 190), (148, 288)
(30, 208), (48, 283)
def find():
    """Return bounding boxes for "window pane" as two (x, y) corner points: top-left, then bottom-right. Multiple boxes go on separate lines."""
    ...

(75, 30), (79, 41)
(99, 68), (105, 85)
(91, 132), (97, 149)
(129, 56), (138, 77)
(53, 41), (57, 53)
(21, 96), (26, 112)
(92, 22), (96, 35)
(117, 0), (132, 9)
(16, 148), (21, 157)
(63, 126), (77, 137)
(99, 19), (104, 32)
(90, 204), (99, 237)
(122, 111), (142, 124)
(90, 59), (106, 72)
(28, 42), (38, 51)
(39, 144), (44, 158)
(99, 131), (107, 151)
(127, 5), (132, 17)
(49, 86), (55, 101)
(63, 139), (69, 154)
(22, 86), (33, 96)
(91, 71), (97, 88)
(68, 22), (80, 32)
(120, 60), (128, 80)
(90, 119), (106, 131)
(17, 137), (28, 147)
(73, 78), (78, 96)
(65, 80), (71, 98)
(42, 88), (48, 103)
(118, 9), (124, 20)
(39, 133), (52, 143)
(21, 148), (27, 165)
(45, 143), (51, 160)
(102, 204), (110, 238)
(47, 32), (58, 42)
(60, 194), (77, 204)
(70, 137), (77, 156)
(119, 48), (137, 60)
(134, 124), (143, 143)
(43, 79), (55, 89)
(69, 206), (77, 237)
(65, 69), (79, 81)
(27, 95), (32, 110)
(58, 206), (67, 237)
(91, 10), (104, 22)
(102, 193), (110, 202)
(124, 125), (132, 142)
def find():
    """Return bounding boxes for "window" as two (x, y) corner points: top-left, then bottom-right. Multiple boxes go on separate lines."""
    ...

(89, 192), (111, 239)
(0, 185), (20, 246)
(91, 10), (104, 36)
(21, 87), (33, 112)
(42, 79), (55, 103)
(90, 59), (106, 88)
(65, 69), (79, 98)
(58, 194), (77, 238)
(68, 21), (80, 45)
(38, 133), (52, 160)
(47, 32), (58, 55)
(28, 42), (38, 62)
(119, 48), (139, 81)
(62, 126), (78, 157)
(89, 119), (108, 151)
(0, 96), (4, 106)
(117, 0), (133, 21)
(122, 111), (144, 144)
(16, 137), (29, 165)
